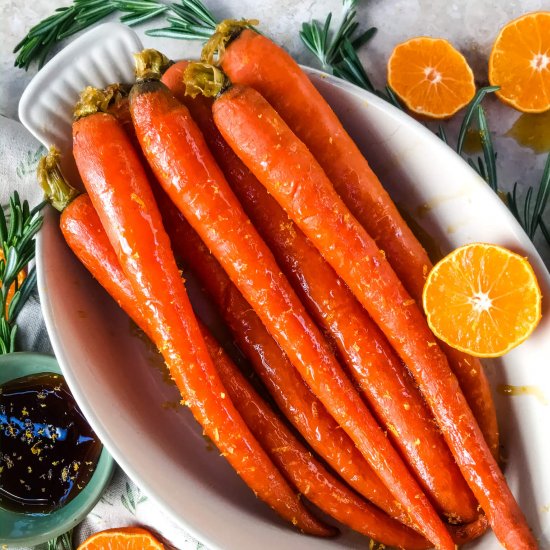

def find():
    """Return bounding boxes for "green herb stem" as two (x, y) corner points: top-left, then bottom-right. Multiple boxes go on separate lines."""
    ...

(0, 192), (44, 354)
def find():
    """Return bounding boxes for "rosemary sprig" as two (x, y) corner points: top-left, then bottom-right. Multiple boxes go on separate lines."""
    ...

(47, 528), (74, 550)
(299, 1), (402, 108)
(0, 193), (45, 354)
(456, 85), (500, 155)
(300, 0), (362, 70)
(14, 0), (168, 69)
(146, 0), (217, 40)
(508, 154), (550, 243)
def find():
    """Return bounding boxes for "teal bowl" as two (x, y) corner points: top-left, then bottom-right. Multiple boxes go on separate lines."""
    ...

(0, 352), (114, 546)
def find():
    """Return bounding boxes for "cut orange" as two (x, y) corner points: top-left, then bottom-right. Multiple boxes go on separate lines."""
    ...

(489, 11), (550, 113)
(422, 243), (542, 357)
(77, 526), (165, 550)
(387, 37), (476, 119)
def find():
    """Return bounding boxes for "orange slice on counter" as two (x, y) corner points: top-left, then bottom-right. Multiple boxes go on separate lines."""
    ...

(489, 11), (550, 113)
(422, 243), (542, 357)
(77, 526), (165, 550)
(387, 37), (476, 119)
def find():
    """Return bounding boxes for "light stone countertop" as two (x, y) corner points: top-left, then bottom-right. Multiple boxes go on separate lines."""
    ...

(1, 0), (549, 267)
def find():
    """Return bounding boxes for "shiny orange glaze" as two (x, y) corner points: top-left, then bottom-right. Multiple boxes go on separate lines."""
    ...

(156, 181), (409, 526)
(111, 70), (408, 526)
(213, 84), (536, 550)
(162, 61), (477, 523)
(61, 195), (432, 549)
(71, 117), (331, 537)
(130, 80), (454, 550)
(221, 29), (499, 460)
(200, 330), (430, 549)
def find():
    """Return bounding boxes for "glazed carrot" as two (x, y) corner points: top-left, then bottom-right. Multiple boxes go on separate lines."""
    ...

(54, 192), (431, 550)
(207, 77), (535, 549)
(101, 76), (408, 525)
(163, 60), (478, 524)
(156, 184), (409, 526)
(202, 331), (429, 549)
(130, 55), (454, 550)
(143, 200), (488, 546)
(69, 102), (332, 537)
(215, 23), (499, 459)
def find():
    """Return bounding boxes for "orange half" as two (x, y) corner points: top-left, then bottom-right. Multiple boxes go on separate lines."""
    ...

(423, 243), (542, 357)
(77, 527), (165, 550)
(387, 37), (476, 118)
(489, 11), (550, 113)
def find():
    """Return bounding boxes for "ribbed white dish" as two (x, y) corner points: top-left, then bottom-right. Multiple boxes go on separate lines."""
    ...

(20, 23), (550, 550)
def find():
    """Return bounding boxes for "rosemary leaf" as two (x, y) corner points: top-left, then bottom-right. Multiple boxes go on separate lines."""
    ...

(524, 187), (534, 232)
(456, 86), (499, 155)
(348, 26), (377, 54)
(507, 182), (524, 226)
(146, 0), (217, 41)
(529, 153), (550, 238)
(9, 268), (37, 323)
(436, 125), (448, 144)
(332, 39), (375, 92)
(170, 0), (218, 29)
(477, 105), (497, 192)
(383, 85), (404, 110)
(540, 219), (550, 246)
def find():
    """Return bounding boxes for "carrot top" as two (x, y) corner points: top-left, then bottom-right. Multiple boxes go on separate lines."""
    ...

(202, 19), (259, 65)
(184, 62), (229, 98)
(133, 48), (172, 81)
(37, 147), (79, 211)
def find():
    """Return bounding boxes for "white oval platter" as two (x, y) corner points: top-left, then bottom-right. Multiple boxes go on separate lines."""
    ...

(19, 22), (550, 550)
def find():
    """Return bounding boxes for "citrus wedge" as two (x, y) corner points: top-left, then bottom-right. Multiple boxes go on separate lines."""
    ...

(387, 37), (476, 119)
(489, 11), (550, 113)
(423, 243), (542, 357)
(77, 526), (165, 550)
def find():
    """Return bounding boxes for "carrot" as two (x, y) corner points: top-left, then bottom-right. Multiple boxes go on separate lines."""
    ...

(102, 76), (409, 526)
(68, 99), (332, 537)
(205, 73), (535, 549)
(163, 60), (478, 524)
(202, 331), (430, 549)
(130, 54), (454, 550)
(214, 23), (499, 459)
(156, 178), (488, 547)
(156, 182), (409, 525)
(53, 191), (433, 550)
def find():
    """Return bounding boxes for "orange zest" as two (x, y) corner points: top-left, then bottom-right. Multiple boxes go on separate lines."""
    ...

(387, 37), (476, 119)
(423, 243), (542, 358)
(489, 11), (550, 113)
(77, 526), (165, 550)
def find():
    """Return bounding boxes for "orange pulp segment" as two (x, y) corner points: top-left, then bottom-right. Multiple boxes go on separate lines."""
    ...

(489, 11), (550, 113)
(387, 37), (476, 119)
(422, 243), (542, 357)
